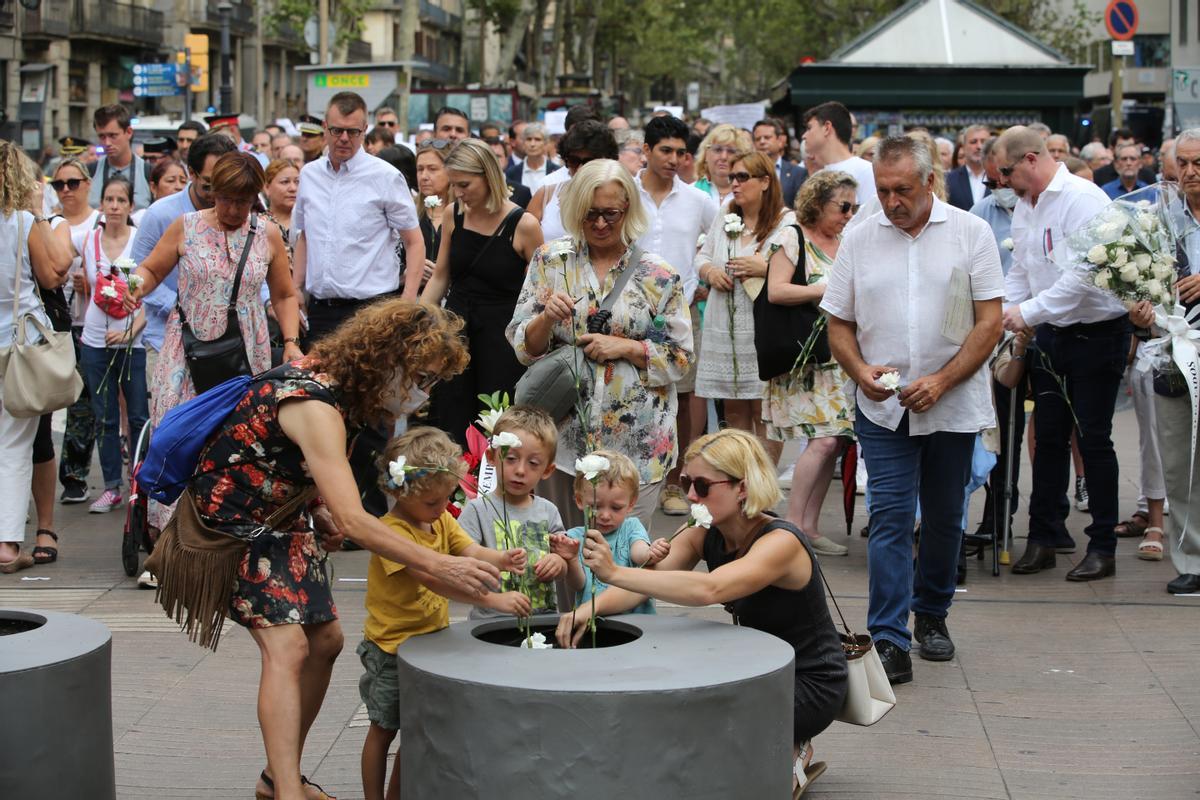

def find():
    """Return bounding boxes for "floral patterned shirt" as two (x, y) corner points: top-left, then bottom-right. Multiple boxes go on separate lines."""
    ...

(506, 237), (694, 484)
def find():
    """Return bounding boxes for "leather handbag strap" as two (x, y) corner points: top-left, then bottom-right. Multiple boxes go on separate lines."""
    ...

(812, 552), (855, 638)
(178, 213), (258, 329)
(248, 485), (318, 539)
(598, 246), (642, 313)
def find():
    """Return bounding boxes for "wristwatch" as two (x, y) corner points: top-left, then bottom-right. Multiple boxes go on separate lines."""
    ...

(31, 214), (48, 224)
(283, 336), (301, 345)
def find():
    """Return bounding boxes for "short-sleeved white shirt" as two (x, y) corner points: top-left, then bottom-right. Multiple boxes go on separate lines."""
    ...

(293, 147), (419, 300)
(820, 197), (1005, 435)
(821, 156), (877, 206)
(635, 173), (719, 303)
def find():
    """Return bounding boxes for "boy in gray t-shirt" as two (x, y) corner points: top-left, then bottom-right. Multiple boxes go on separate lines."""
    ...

(457, 406), (573, 618)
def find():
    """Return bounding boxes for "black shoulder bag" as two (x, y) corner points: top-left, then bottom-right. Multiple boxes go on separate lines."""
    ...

(178, 213), (258, 394)
(752, 224), (830, 381)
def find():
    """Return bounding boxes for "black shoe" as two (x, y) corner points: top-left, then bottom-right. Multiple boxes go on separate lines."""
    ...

(875, 640), (912, 685)
(1011, 542), (1056, 574)
(1167, 574), (1200, 594)
(913, 614), (956, 662)
(1065, 552), (1115, 582)
(60, 484), (91, 504)
(860, 525), (869, 538)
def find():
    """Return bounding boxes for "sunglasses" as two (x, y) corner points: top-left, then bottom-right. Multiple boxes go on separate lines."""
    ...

(584, 207), (625, 225)
(680, 475), (735, 498)
(983, 179), (1000, 192)
(418, 138), (453, 152)
(831, 201), (860, 214)
(729, 172), (762, 184)
(376, 119), (397, 127)
(50, 178), (87, 192)
(999, 153), (1032, 178)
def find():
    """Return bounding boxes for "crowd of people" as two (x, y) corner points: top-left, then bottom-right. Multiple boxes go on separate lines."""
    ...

(2, 91), (1198, 800)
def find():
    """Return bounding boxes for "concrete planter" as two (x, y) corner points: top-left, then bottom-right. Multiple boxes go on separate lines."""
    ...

(0, 608), (115, 800)
(396, 613), (794, 798)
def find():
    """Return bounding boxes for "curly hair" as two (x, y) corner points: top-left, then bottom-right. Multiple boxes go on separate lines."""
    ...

(795, 170), (858, 226)
(0, 140), (41, 216)
(309, 299), (468, 428)
(378, 426), (466, 498)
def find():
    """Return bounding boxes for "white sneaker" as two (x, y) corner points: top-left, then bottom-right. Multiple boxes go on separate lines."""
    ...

(136, 570), (158, 590)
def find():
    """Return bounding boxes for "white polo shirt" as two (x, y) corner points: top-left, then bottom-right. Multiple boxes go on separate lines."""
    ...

(1004, 162), (1126, 327)
(293, 146), (419, 300)
(821, 196), (1005, 435)
(635, 172), (719, 303)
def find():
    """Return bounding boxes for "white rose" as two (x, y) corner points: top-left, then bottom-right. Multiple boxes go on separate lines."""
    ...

(688, 503), (713, 529)
(1118, 264), (1139, 283)
(1153, 263), (1174, 281)
(1094, 269), (1111, 290)
(423, 195), (442, 209)
(1132, 253), (1152, 271)
(1146, 279), (1163, 297)
(878, 371), (901, 392)
(1120, 235), (1137, 246)
(1111, 249), (1129, 267)
(1137, 212), (1158, 231)
(491, 431), (523, 450)
(476, 408), (503, 434)
(575, 454), (611, 481)
(1001, 237), (1014, 251)
(388, 456), (408, 487)
(100, 284), (118, 299)
(723, 213), (744, 235)
(1086, 245), (1108, 265)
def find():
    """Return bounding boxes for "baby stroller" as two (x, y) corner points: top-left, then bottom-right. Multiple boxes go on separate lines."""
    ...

(121, 420), (156, 577)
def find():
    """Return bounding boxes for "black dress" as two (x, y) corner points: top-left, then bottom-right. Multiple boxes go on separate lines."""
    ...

(428, 203), (528, 445)
(703, 519), (849, 744)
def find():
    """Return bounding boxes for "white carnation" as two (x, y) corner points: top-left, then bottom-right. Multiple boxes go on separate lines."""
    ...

(524, 632), (552, 649)
(127, 274), (144, 290)
(688, 503), (713, 529)
(575, 454), (611, 481)
(100, 284), (118, 299)
(1001, 237), (1014, 251)
(491, 431), (523, 450)
(112, 256), (137, 273)
(423, 195), (443, 209)
(388, 456), (407, 487)
(878, 371), (901, 392)
(723, 213), (744, 235)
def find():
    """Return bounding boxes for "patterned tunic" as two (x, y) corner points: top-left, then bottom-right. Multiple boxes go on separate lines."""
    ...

(694, 210), (797, 400)
(507, 237), (693, 485)
(149, 211), (274, 529)
(761, 230), (856, 442)
(190, 359), (353, 628)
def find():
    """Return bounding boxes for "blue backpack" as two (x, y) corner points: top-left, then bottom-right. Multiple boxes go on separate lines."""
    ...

(139, 375), (254, 504)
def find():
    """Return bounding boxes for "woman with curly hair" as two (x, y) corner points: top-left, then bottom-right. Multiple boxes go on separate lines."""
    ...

(178, 299), (501, 800)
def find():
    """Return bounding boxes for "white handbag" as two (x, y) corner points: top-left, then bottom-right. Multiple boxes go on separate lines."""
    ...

(816, 562), (897, 726)
(0, 212), (83, 418)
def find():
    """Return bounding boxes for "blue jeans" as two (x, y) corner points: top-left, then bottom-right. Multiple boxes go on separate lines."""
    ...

(80, 345), (148, 490)
(856, 413), (975, 651)
(1028, 321), (1129, 556)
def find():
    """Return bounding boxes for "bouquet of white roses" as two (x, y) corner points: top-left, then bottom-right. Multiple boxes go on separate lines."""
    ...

(1067, 183), (1194, 308)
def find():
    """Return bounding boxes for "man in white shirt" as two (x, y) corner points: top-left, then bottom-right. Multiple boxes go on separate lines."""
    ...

(821, 136), (1004, 685)
(505, 122), (560, 192)
(293, 91), (425, 342)
(802, 101), (875, 205)
(998, 126), (1131, 582)
(634, 115), (718, 516)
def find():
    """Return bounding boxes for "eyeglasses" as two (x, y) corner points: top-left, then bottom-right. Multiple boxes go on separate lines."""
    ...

(50, 178), (87, 192)
(300, 131), (323, 139)
(418, 138), (453, 152)
(709, 145), (739, 156)
(830, 200), (860, 215)
(563, 154), (597, 169)
(327, 126), (364, 140)
(584, 207), (625, 225)
(983, 179), (1000, 192)
(999, 153), (1032, 178)
(680, 475), (735, 498)
(730, 172), (762, 184)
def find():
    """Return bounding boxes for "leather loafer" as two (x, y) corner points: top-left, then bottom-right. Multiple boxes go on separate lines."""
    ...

(1011, 542), (1056, 574)
(875, 639), (912, 685)
(1167, 573), (1200, 594)
(1065, 552), (1116, 582)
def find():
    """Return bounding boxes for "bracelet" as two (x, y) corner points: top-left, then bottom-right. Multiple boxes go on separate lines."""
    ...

(283, 336), (301, 345)
(1012, 354), (1026, 361)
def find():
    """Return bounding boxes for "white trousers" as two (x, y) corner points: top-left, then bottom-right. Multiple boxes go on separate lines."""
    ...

(0, 384), (38, 543)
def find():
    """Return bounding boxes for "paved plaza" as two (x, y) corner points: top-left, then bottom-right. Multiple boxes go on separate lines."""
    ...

(3, 402), (1199, 799)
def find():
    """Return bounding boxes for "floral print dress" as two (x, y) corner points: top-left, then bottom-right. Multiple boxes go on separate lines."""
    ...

(506, 237), (694, 485)
(694, 210), (797, 400)
(149, 211), (274, 529)
(190, 359), (354, 628)
(761, 229), (855, 442)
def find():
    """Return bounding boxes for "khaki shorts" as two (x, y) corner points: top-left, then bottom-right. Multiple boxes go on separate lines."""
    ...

(677, 303), (702, 395)
(357, 638), (401, 730)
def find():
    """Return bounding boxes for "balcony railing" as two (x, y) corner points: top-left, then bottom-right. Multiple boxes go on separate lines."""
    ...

(419, 0), (461, 31)
(346, 38), (372, 63)
(265, 19), (306, 50)
(191, 0), (254, 34)
(74, 0), (164, 46)
(22, 0), (72, 38)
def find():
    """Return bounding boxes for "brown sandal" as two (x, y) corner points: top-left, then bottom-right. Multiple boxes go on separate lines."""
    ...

(1115, 513), (1149, 538)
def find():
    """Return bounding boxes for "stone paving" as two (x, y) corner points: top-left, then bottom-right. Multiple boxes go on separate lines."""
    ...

(3, 404), (1199, 799)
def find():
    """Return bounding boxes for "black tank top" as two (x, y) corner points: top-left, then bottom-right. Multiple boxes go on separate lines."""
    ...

(447, 203), (526, 306)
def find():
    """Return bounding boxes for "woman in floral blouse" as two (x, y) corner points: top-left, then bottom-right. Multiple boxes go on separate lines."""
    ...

(507, 159), (693, 530)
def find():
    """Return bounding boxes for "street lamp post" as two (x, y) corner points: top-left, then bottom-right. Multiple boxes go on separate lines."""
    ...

(218, 1), (233, 115)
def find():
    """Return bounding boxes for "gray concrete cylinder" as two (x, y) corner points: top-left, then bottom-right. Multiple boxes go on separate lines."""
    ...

(396, 614), (795, 799)
(0, 608), (115, 800)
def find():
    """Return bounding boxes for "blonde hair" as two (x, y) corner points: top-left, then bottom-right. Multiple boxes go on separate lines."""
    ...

(695, 124), (753, 182)
(53, 157), (92, 184)
(558, 159), (649, 247)
(0, 141), (42, 216)
(444, 138), (508, 214)
(572, 450), (640, 501)
(795, 169), (858, 225)
(379, 426), (466, 499)
(684, 429), (781, 517)
(493, 405), (558, 458)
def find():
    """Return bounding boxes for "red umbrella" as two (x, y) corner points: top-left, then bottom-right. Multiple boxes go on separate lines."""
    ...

(840, 440), (857, 537)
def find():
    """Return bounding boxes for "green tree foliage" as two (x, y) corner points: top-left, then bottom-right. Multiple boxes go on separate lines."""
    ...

(266, 0), (375, 51)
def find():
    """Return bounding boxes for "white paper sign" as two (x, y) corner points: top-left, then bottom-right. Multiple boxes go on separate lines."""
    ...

(544, 110), (568, 135)
(941, 268), (975, 345)
(701, 102), (768, 132)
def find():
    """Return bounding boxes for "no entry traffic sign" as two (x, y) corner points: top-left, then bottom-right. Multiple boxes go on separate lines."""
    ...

(1105, 0), (1138, 41)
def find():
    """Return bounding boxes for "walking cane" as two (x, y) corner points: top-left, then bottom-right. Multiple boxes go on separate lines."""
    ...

(997, 380), (1019, 570)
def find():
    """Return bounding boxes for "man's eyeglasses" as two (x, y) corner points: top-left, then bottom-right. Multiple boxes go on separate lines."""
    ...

(327, 126), (364, 140)
(999, 153), (1032, 178)
(418, 138), (453, 152)
(830, 200), (859, 215)
(584, 207), (625, 225)
(50, 178), (87, 192)
(983, 179), (1001, 192)
(730, 171), (762, 184)
(680, 475), (735, 498)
